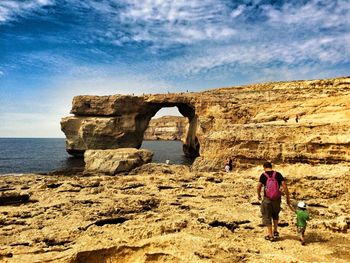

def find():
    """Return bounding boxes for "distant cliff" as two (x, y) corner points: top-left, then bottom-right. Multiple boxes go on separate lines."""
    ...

(143, 116), (188, 141)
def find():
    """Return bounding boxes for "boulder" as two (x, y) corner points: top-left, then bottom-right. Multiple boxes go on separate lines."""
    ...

(84, 148), (153, 175)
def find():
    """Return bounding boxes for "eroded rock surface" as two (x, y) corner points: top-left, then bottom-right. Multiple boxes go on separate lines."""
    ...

(0, 163), (349, 262)
(84, 148), (153, 175)
(61, 77), (350, 168)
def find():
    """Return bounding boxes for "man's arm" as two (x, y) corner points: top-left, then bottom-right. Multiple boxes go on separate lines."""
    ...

(281, 180), (290, 205)
(257, 182), (263, 200)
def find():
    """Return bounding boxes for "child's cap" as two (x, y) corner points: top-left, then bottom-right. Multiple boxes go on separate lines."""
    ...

(297, 201), (306, 209)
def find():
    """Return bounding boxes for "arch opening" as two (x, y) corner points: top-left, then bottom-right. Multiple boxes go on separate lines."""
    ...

(140, 104), (200, 165)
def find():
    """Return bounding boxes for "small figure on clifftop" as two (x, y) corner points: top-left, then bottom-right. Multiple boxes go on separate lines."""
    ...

(289, 201), (310, 245)
(282, 116), (289, 123)
(224, 158), (233, 172)
(296, 115), (300, 123)
(257, 161), (290, 241)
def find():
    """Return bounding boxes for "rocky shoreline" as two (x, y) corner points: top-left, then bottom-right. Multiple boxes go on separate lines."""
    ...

(0, 163), (349, 262)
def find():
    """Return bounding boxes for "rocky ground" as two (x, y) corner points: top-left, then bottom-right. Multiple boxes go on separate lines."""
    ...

(0, 163), (349, 263)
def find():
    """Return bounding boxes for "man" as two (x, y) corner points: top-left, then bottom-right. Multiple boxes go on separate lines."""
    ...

(257, 161), (290, 241)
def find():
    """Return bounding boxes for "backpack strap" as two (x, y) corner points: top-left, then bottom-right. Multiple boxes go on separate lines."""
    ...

(263, 171), (276, 179)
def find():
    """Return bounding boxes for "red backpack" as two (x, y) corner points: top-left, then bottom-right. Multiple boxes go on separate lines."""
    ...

(263, 171), (281, 200)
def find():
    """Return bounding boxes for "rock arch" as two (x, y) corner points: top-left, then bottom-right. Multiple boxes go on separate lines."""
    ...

(60, 95), (200, 159)
(144, 103), (200, 158)
(61, 77), (350, 170)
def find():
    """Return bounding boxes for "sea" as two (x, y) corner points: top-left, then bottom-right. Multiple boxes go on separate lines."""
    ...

(0, 138), (193, 175)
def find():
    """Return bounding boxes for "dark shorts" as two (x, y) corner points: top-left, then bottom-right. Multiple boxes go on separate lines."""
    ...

(261, 197), (281, 226)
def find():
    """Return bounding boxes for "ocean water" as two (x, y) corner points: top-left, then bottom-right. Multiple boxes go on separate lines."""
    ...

(0, 138), (192, 175)
(141, 140), (193, 166)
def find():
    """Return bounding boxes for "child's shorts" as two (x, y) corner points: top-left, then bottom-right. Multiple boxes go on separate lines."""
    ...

(297, 226), (306, 236)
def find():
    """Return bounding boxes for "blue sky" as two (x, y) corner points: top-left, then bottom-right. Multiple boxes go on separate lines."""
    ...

(0, 0), (349, 137)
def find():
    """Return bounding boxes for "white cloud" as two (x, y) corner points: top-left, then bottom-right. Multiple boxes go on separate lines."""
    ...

(230, 5), (245, 18)
(7, 0), (348, 71)
(119, 0), (221, 23)
(0, 0), (54, 23)
(263, 0), (350, 29)
(69, 0), (350, 73)
(37, 0), (52, 4)
(174, 33), (350, 75)
(78, 0), (238, 47)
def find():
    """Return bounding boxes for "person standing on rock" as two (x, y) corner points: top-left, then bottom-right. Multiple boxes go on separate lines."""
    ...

(257, 161), (290, 241)
(224, 158), (233, 172)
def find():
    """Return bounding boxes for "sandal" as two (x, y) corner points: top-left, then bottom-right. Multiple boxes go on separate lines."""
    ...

(264, 235), (275, 241)
(273, 231), (279, 239)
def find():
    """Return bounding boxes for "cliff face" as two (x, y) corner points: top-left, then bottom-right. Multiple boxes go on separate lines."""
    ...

(143, 116), (188, 141)
(61, 77), (350, 169)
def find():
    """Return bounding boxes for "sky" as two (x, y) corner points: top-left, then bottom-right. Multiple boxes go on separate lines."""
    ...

(0, 0), (349, 137)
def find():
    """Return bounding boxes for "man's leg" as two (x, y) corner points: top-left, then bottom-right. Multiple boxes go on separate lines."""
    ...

(271, 199), (281, 238)
(261, 198), (274, 239)
(273, 219), (279, 238)
(273, 220), (278, 231)
(267, 224), (273, 238)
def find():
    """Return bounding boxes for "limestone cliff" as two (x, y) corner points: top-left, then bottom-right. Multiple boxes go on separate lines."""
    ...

(143, 116), (188, 141)
(61, 76), (350, 169)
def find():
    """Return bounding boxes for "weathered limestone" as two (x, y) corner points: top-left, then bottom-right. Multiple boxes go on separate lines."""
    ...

(1, 163), (350, 262)
(84, 148), (153, 175)
(143, 116), (188, 141)
(61, 77), (350, 169)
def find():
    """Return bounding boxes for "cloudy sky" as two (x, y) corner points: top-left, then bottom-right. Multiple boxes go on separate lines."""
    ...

(0, 0), (349, 137)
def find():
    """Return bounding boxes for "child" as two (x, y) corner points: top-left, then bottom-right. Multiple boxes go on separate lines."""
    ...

(289, 201), (310, 245)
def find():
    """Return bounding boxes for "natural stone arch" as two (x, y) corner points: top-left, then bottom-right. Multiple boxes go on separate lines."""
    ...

(60, 95), (200, 159)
